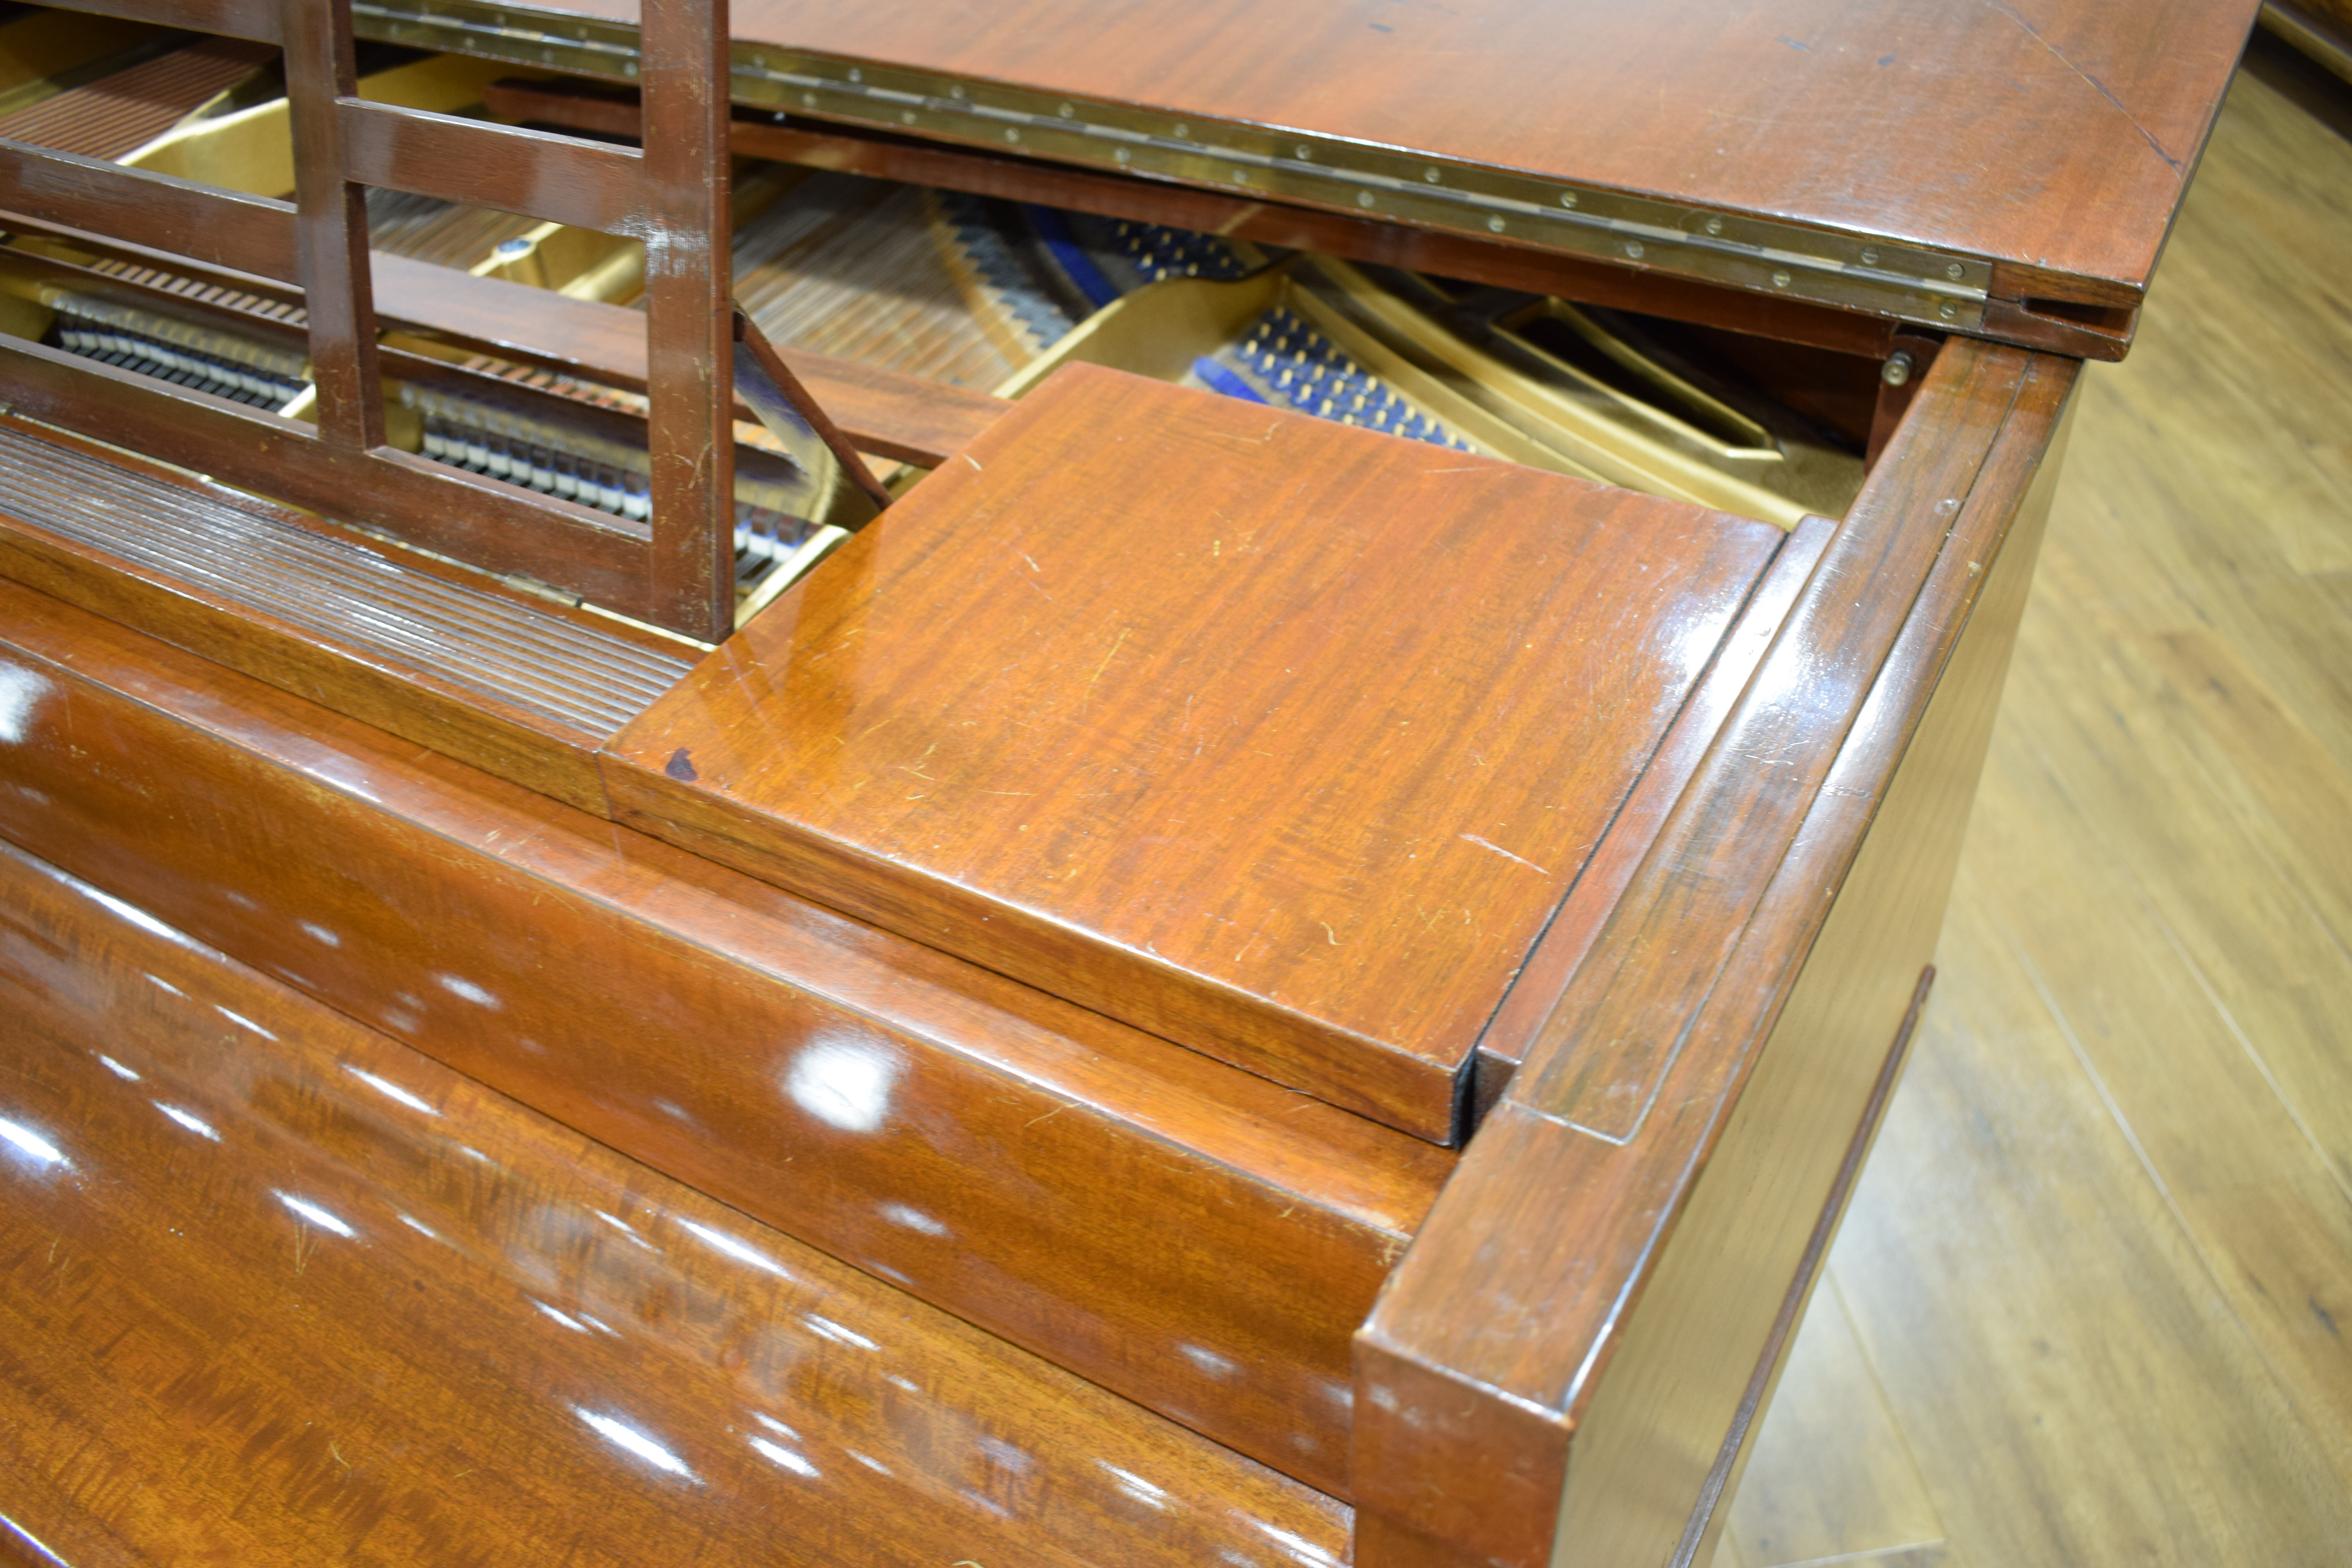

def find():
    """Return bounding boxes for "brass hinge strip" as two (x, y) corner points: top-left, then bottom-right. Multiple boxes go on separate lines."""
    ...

(349, 0), (1991, 332)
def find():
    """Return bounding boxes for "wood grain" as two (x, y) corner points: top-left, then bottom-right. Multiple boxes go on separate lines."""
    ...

(605, 363), (1785, 1143)
(1350, 338), (2076, 1568)
(283, 0), (382, 450)
(0, 836), (1352, 1568)
(0, 134), (299, 282)
(0, 414), (694, 815)
(0, 575), (1451, 1496)
(338, 97), (653, 236)
(483, 76), (1905, 364)
(1711, 1281), (1947, 1568)
(638, 0), (737, 639)
(521, 0), (2256, 304)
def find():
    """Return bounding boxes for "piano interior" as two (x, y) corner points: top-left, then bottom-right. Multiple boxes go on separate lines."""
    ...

(0, 29), (1877, 633)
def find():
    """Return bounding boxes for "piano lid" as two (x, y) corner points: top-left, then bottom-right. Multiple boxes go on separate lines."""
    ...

(605, 364), (1788, 1144)
(358, 0), (2259, 347)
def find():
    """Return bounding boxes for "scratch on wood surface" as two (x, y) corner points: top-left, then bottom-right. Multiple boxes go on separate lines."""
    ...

(963, 453), (984, 471)
(1087, 627), (1131, 690)
(1982, 0), (2181, 171)
(1460, 833), (1553, 877)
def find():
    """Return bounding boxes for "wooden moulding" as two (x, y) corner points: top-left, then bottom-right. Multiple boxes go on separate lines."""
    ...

(0, 331), (659, 610)
(0, 839), (1350, 1567)
(603, 364), (1791, 1144)
(0, 577), (1453, 1497)
(1350, 338), (2080, 1567)
(0, 413), (696, 815)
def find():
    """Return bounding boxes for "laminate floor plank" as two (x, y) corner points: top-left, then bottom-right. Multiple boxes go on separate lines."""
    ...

(1829, 891), (2352, 1567)
(1963, 690), (2352, 1470)
(1723, 46), (2352, 1568)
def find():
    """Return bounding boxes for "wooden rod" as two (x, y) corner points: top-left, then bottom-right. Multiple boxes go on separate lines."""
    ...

(638, 0), (735, 642)
(281, 0), (382, 451)
(733, 310), (895, 514)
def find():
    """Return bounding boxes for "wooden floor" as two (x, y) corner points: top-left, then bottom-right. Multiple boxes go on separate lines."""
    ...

(1712, 36), (2352, 1568)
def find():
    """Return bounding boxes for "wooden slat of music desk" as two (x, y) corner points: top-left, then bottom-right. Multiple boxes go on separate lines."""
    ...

(604, 364), (1786, 1144)
(369, 252), (1005, 469)
(0, 838), (1348, 1567)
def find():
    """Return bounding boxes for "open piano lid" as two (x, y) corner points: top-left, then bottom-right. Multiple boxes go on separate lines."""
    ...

(363, 0), (2261, 351)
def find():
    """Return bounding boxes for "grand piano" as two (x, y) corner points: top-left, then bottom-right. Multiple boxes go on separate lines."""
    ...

(0, 2), (2259, 1563)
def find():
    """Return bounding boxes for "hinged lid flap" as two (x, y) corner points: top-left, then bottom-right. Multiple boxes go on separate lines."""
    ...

(401, 0), (2259, 348)
(607, 365), (1787, 1143)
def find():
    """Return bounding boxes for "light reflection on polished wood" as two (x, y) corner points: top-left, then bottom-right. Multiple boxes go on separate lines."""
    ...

(0, 837), (1349, 1568)
(1715, 45), (2352, 1568)
(607, 364), (1786, 1144)
(0, 576), (1446, 1498)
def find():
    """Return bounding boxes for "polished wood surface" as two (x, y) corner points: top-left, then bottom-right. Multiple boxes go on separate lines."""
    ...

(1716, 51), (2352, 1567)
(1559, 370), (2074, 1568)
(638, 0), (739, 637)
(0, 837), (1351, 1568)
(531, 0), (2252, 305)
(606, 363), (1786, 1143)
(0, 575), (1450, 1496)
(1351, 336), (2079, 1568)
(1470, 510), (1837, 1080)
(0, 414), (696, 815)
(0, 132), (300, 281)
(484, 76), (1908, 364)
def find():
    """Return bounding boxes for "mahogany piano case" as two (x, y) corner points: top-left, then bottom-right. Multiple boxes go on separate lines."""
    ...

(0, 0), (2254, 1564)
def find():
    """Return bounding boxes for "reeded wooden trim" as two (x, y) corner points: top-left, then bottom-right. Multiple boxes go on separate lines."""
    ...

(0, 336), (656, 615)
